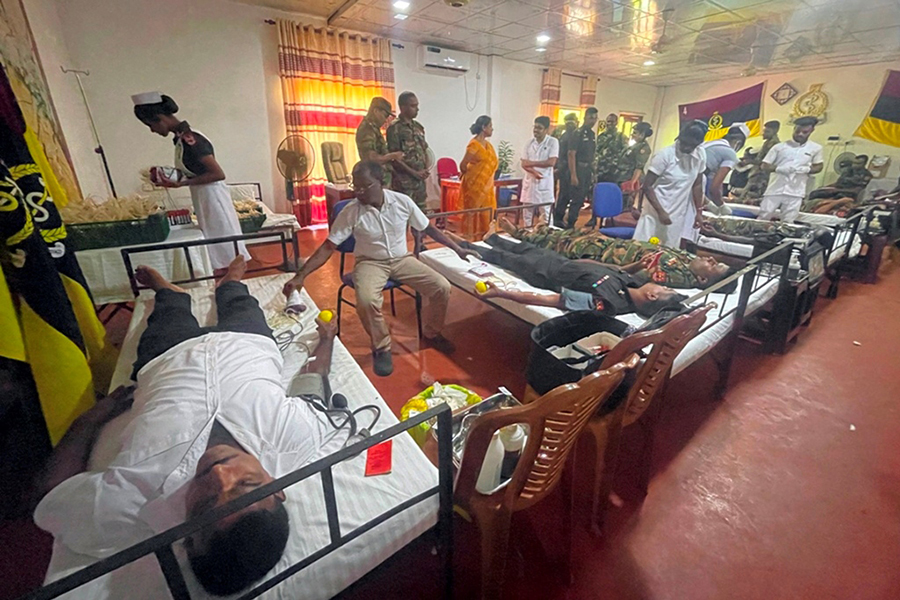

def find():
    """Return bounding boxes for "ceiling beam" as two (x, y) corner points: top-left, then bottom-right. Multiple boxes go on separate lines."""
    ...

(328, 0), (360, 25)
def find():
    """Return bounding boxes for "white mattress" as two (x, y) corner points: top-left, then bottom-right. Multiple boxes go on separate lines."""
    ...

(723, 202), (847, 227)
(44, 274), (438, 600)
(420, 243), (779, 376)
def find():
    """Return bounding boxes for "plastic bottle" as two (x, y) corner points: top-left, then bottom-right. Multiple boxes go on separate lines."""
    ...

(475, 431), (504, 494)
(499, 424), (525, 480)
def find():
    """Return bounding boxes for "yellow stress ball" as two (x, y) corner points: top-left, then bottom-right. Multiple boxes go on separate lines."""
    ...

(649, 236), (660, 245)
(319, 309), (334, 323)
(475, 281), (488, 294)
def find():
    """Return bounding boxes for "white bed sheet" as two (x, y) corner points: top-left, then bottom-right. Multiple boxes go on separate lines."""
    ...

(420, 243), (779, 376)
(723, 202), (848, 227)
(44, 274), (438, 600)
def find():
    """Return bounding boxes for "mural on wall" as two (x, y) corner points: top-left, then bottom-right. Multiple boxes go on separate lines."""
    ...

(790, 83), (830, 124)
(0, 0), (81, 202)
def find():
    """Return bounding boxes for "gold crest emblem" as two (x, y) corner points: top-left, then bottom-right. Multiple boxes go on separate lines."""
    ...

(708, 111), (724, 131)
(790, 84), (829, 124)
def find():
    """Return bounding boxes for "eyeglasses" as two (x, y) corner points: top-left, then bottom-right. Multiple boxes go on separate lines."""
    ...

(349, 181), (376, 192)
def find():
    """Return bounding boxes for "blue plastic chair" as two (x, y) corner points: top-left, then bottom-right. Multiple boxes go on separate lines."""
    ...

(332, 200), (422, 338)
(592, 182), (635, 239)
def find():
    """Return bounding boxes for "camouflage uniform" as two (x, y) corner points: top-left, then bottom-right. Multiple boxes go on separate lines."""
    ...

(595, 129), (627, 183)
(743, 135), (779, 199)
(615, 139), (652, 184)
(834, 165), (873, 190)
(514, 225), (701, 288)
(356, 117), (392, 187)
(705, 216), (812, 239)
(386, 118), (429, 210)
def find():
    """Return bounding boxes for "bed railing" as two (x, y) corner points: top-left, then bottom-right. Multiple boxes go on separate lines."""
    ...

(824, 206), (872, 298)
(121, 230), (294, 297)
(19, 404), (455, 600)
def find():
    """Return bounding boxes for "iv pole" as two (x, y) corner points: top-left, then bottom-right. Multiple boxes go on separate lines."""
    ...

(60, 66), (117, 197)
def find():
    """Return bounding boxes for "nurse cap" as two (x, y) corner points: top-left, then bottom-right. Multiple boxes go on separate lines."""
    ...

(729, 122), (751, 140)
(131, 91), (163, 106)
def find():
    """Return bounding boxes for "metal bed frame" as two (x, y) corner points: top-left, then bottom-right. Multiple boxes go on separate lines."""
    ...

(823, 206), (872, 298)
(19, 405), (454, 600)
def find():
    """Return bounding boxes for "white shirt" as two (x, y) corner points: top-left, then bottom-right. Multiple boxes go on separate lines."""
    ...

(763, 139), (824, 198)
(646, 143), (707, 214)
(521, 135), (559, 204)
(34, 332), (344, 558)
(328, 189), (430, 260)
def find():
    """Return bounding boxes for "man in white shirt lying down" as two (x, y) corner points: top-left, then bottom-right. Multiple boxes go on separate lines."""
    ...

(33, 257), (344, 597)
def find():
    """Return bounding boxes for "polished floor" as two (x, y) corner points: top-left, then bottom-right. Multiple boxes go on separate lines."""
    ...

(4, 229), (899, 600)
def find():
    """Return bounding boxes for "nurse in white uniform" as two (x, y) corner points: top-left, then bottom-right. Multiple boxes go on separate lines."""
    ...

(132, 92), (250, 272)
(634, 120), (707, 247)
(520, 116), (560, 227)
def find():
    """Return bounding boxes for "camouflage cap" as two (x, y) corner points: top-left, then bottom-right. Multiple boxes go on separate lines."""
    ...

(369, 97), (395, 116)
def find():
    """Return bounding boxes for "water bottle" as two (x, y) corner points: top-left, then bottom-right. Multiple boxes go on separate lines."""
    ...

(500, 424), (525, 480)
(475, 431), (504, 494)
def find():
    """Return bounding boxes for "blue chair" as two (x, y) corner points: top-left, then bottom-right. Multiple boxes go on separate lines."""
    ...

(592, 182), (635, 239)
(332, 200), (422, 338)
(730, 208), (758, 219)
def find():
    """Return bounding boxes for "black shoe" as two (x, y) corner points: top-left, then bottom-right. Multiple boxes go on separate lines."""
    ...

(373, 349), (393, 377)
(423, 334), (456, 355)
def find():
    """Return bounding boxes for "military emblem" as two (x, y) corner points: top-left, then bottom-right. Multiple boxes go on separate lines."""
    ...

(708, 111), (724, 132)
(791, 84), (829, 124)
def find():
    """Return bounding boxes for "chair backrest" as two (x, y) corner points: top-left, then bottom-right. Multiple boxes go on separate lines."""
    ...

(322, 142), (351, 184)
(592, 182), (624, 219)
(437, 157), (460, 179)
(601, 304), (713, 426)
(331, 199), (356, 254)
(454, 355), (639, 512)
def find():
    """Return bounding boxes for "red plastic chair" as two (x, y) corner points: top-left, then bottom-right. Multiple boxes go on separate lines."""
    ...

(437, 157), (459, 179)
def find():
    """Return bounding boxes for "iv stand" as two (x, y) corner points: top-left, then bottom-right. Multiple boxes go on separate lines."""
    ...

(60, 66), (117, 197)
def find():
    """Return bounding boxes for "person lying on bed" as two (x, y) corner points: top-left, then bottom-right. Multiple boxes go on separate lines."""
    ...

(33, 256), (343, 597)
(449, 232), (690, 316)
(699, 215), (827, 245)
(494, 217), (731, 289)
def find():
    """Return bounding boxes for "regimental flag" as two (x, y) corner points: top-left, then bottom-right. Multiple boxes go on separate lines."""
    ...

(854, 70), (900, 148)
(679, 83), (765, 141)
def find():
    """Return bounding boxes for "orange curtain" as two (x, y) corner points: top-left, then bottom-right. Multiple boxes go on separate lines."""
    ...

(277, 21), (395, 226)
(539, 68), (561, 125)
(580, 75), (597, 109)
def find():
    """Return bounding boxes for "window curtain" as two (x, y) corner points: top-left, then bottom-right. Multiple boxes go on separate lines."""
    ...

(580, 75), (597, 109)
(539, 68), (562, 125)
(277, 21), (395, 226)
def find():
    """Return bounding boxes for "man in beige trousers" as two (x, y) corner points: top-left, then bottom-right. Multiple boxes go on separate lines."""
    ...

(283, 160), (479, 376)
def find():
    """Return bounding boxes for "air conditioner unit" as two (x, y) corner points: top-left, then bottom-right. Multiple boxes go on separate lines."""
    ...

(417, 45), (472, 75)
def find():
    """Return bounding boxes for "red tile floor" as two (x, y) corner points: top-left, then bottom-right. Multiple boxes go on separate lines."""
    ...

(4, 228), (900, 600)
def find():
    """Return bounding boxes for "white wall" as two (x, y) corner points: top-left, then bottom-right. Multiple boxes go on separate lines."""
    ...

(23, 0), (109, 198)
(597, 77), (660, 124)
(655, 61), (900, 184)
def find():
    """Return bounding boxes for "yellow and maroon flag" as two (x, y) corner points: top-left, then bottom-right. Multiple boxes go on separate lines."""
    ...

(678, 83), (764, 141)
(854, 69), (900, 148)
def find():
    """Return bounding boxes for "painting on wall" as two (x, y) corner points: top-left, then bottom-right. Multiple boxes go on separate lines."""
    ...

(0, 0), (81, 202)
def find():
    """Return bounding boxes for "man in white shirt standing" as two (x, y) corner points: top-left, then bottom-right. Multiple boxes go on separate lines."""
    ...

(520, 116), (559, 227)
(283, 160), (479, 377)
(759, 116), (824, 222)
(34, 257), (344, 597)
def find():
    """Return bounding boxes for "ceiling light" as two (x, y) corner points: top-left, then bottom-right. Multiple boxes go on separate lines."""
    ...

(536, 34), (551, 43)
(393, 0), (410, 9)
(536, 47), (547, 52)
(394, 13), (408, 19)
(643, 59), (655, 66)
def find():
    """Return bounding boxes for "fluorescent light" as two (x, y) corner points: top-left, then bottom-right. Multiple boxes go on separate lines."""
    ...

(394, 13), (408, 19)
(643, 59), (655, 66)
(535, 47), (547, 52)
(536, 34), (551, 43)
(393, 0), (410, 9)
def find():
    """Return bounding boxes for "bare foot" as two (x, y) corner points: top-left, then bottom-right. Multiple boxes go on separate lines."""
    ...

(496, 216), (518, 236)
(444, 229), (467, 246)
(135, 266), (185, 293)
(216, 255), (247, 287)
(482, 219), (498, 242)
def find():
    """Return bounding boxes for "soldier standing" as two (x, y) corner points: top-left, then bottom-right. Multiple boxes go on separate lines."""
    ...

(387, 92), (430, 212)
(356, 97), (403, 187)
(554, 107), (598, 229)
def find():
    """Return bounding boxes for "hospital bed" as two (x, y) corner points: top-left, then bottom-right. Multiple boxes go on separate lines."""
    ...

(421, 211), (794, 394)
(26, 234), (454, 600)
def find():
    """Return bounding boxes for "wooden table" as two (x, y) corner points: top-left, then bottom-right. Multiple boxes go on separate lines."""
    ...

(439, 177), (523, 213)
(325, 184), (355, 226)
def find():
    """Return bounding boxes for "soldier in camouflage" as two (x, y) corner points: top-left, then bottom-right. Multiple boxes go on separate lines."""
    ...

(386, 92), (430, 211)
(356, 97), (404, 188)
(700, 215), (816, 242)
(807, 154), (873, 204)
(495, 218), (731, 289)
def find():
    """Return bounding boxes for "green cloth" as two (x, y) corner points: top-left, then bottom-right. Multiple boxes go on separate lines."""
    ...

(615, 139), (651, 184)
(355, 117), (392, 187)
(386, 118), (428, 209)
(514, 225), (700, 288)
(595, 129), (627, 182)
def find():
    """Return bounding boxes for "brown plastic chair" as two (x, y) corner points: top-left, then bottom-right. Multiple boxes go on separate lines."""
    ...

(321, 141), (351, 184)
(454, 355), (639, 600)
(584, 304), (713, 535)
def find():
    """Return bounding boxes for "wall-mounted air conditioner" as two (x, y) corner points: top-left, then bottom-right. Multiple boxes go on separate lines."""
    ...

(417, 45), (472, 75)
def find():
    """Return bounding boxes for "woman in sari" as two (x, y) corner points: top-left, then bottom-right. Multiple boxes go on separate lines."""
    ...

(460, 115), (498, 237)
